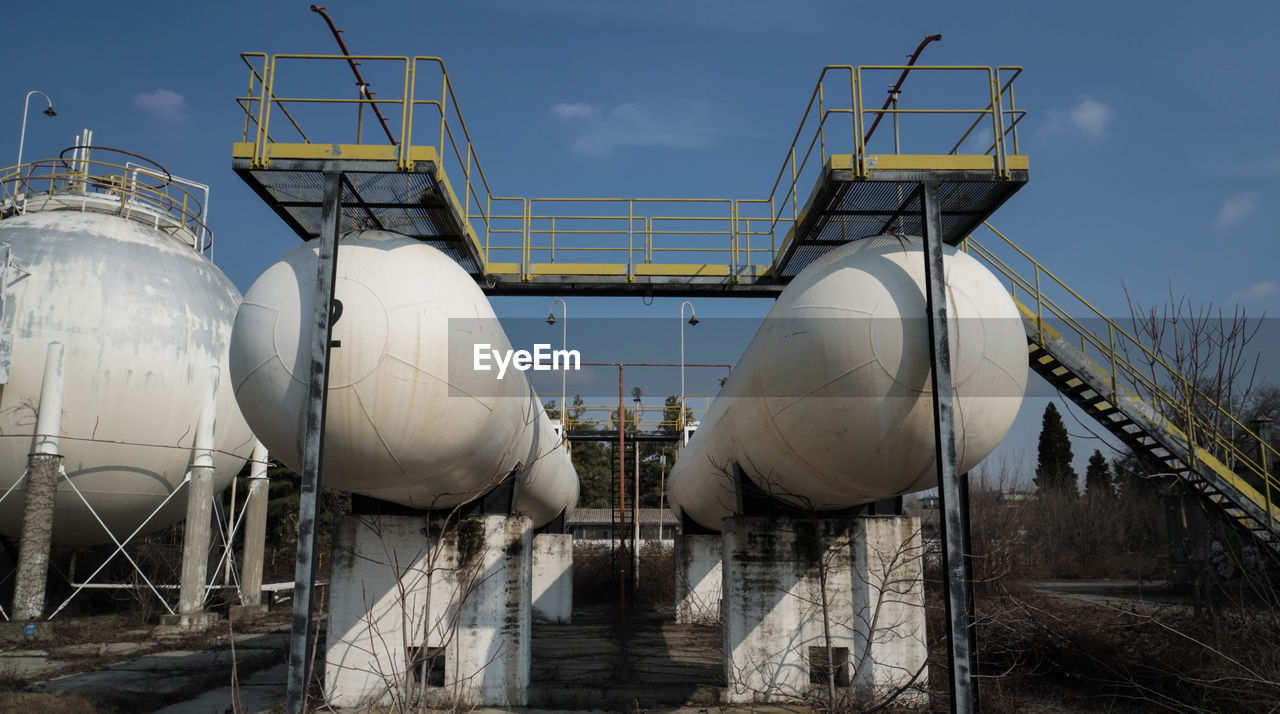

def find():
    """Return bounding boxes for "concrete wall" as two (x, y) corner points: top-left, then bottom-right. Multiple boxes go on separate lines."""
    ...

(721, 516), (927, 707)
(674, 534), (722, 624)
(531, 533), (572, 623)
(325, 514), (532, 709)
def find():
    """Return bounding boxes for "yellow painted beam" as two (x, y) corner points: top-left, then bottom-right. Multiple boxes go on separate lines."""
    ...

(635, 264), (730, 277)
(234, 142), (440, 163)
(527, 263), (628, 276)
(828, 153), (1029, 173)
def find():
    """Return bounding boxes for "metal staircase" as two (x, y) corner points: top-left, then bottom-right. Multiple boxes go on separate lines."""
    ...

(966, 224), (1280, 554)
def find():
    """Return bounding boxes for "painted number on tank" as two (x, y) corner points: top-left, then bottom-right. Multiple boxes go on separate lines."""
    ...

(329, 298), (343, 349)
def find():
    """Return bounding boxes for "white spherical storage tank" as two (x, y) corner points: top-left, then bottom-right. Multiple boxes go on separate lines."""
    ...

(229, 230), (578, 527)
(0, 210), (254, 545)
(666, 235), (1027, 531)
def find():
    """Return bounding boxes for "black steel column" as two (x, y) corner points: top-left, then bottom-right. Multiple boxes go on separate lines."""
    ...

(921, 181), (977, 712)
(287, 171), (343, 713)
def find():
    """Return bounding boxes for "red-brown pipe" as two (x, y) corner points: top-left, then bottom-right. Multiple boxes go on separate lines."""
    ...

(310, 5), (399, 146)
(863, 34), (942, 146)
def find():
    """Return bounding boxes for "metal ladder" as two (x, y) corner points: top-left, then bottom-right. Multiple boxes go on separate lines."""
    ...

(965, 224), (1279, 554)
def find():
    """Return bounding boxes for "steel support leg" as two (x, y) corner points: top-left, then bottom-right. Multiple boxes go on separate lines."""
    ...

(177, 367), (220, 618)
(241, 441), (270, 608)
(921, 182), (977, 712)
(287, 171), (342, 713)
(12, 342), (65, 621)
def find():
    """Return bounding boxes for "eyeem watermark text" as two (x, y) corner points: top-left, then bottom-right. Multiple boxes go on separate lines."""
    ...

(473, 343), (581, 379)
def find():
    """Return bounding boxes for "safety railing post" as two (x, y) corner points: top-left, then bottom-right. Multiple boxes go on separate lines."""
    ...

(464, 144), (473, 223)
(1107, 323), (1118, 403)
(550, 216), (556, 263)
(818, 81), (827, 164)
(522, 199), (530, 281)
(789, 148), (797, 222)
(399, 58), (415, 169)
(627, 201), (634, 282)
(646, 217), (653, 264)
(1033, 266), (1043, 344)
(1183, 380), (1198, 471)
(254, 58), (275, 168)
(438, 72), (449, 158)
(989, 69), (1007, 178)
(853, 68), (866, 178)
(730, 200), (738, 280)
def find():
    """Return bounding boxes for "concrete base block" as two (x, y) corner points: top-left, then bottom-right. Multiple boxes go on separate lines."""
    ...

(228, 603), (270, 625)
(531, 533), (572, 624)
(156, 612), (222, 631)
(0, 621), (50, 642)
(721, 516), (928, 707)
(674, 533), (722, 624)
(325, 514), (533, 710)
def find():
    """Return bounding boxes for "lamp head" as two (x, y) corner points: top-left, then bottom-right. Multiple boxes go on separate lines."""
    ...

(546, 312), (556, 325)
(42, 107), (56, 117)
(688, 314), (699, 326)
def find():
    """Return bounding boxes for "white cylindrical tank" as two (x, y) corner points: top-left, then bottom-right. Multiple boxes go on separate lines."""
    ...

(229, 230), (578, 527)
(0, 210), (255, 545)
(667, 235), (1027, 531)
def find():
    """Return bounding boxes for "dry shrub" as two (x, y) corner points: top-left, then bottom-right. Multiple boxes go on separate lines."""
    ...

(0, 692), (100, 713)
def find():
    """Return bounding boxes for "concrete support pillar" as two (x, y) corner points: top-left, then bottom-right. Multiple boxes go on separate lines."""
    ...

(326, 514), (533, 710)
(531, 533), (572, 623)
(12, 343), (64, 621)
(721, 515), (927, 707)
(674, 533), (721, 624)
(175, 366), (219, 625)
(231, 441), (271, 622)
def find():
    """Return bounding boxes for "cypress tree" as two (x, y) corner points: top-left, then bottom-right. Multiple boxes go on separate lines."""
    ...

(1034, 403), (1077, 495)
(1084, 449), (1113, 499)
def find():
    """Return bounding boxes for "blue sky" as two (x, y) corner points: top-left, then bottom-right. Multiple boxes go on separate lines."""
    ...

(4, 0), (1277, 482)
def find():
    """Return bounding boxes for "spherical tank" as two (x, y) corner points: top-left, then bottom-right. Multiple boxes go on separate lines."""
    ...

(229, 230), (578, 527)
(0, 209), (254, 545)
(667, 235), (1027, 531)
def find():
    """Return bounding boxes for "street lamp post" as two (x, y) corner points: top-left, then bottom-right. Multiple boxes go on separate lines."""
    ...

(17, 90), (57, 168)
(547, 299), (567, 430)
(680, 301), (699, 437)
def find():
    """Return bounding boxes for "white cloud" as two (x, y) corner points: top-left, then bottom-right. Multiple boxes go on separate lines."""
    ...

(958, 127), (993, 155)
(550, 102), (598, 120)
(1069, 98), (1111, 137)
(134, 89), (188, 122)
(549, 99), (720, 157)
(1040, 96), (1112, 139)
(1214, 191), (1260, 233)
(1245, 281), (1277, 300)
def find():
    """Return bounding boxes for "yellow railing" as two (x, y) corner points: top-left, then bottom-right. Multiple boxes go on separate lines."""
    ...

(237, 54), (1023, 281)
(1, 157), (212, 253)
(965, 224), (1279, 532)
(761, 65), (1026, 257)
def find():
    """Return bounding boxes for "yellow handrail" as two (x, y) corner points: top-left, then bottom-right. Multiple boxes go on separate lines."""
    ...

(236, 54), (1023, 281)
(966, 223), (1279, 531)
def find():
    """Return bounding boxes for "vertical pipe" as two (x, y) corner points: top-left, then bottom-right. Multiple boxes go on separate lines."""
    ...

(287, 171), (343, 714)
(922, 182), (977, 712)
(241, 441), (270, 608)
(178, 365), (219, 617)
(617, 365), (627, 614)
(633, 439), (640, 592)
(12, 342), (64, 621)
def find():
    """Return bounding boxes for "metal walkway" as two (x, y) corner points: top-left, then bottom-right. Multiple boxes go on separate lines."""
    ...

(232, 55), (1027, 296)
(967, 226), (1280, 554)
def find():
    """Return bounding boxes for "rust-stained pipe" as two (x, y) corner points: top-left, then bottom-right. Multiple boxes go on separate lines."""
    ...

(310, 5), (399, 145)
(863, 33), (942, 146)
